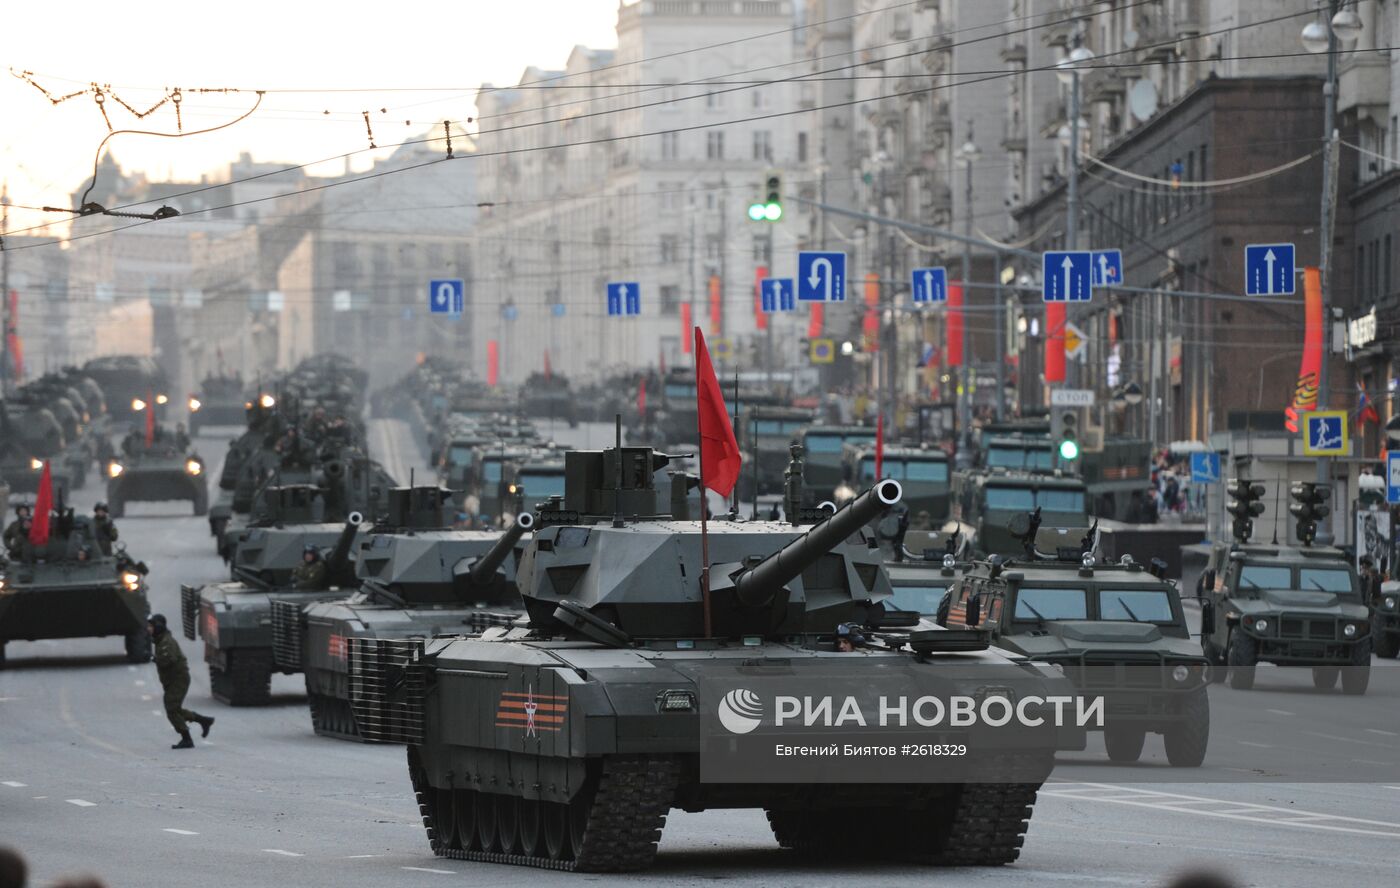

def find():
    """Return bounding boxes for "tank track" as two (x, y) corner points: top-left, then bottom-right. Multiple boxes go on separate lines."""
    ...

(308, 692), (365, 741)
(924, 781), (1041, 866)
(408, 749), (677, 872)
(209, 650), (273, 706)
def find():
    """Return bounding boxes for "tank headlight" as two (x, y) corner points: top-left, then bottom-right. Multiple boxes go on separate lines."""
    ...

(942, 554), (957, 569)
(1172, 664), (1190, 683)
(131, 398), (147, 411)
(188, 397), (202, 412)
(185, 459), (202, 476)
(121, 572), (141, 591)
(1384, 596), (1398, 610)
(1048, 661), (1066, 674)
(29, 458), (43, 470)
(1081, 553), (1095, 568)
(259, 394), (276, 408)
(155, 394), (169, 405)
(108, 462), (124, 478)
(656, 689), (696, 712)
(1343, 622), (1358, 638)
(1253, 618), (1268, 633)
(508, 484), (518, 494)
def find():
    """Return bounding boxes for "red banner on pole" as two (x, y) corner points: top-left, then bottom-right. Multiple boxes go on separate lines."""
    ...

(681, 303), (693, 353)
(487, 340), (500, 387)
(807, 302), (824, 339)
(708, 275), (722, 335)
(862, 273), (880, 352)
(946, 282), (964, 367)
(30, 461), (52, 547)
(753, 266), (769, 332)
(1045, 303), (1066, 384)
(7, 290), (22, 381)
(1285, 266), (1324, 432)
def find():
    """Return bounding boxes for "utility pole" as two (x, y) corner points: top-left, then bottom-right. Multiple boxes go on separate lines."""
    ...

(1314, 8), (1341, 546)
(1, 182), (9, 397)
(958, 124), (979, 467)
(994, 250), (1006, 420)
(1065, 65), (1081, 391)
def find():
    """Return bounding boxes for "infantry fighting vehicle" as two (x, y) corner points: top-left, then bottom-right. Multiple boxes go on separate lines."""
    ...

(0, 402), (78, 496)
(105, 425), (207, 516)
(1373, 580), (1400, 658)
(81, 354), (171, 427)
(1198, 480), (1372, 693)
(188, 373), (247, 434)
(951, 469), (1088, 557)
(938, 511), (1210, 766)
(292, 487), (529, 740)
(181, 513), (363, 705)
(0, 512), (151, 667)
(381, 446), (1083, 872)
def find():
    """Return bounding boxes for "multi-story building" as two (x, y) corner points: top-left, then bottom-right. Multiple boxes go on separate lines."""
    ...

(470, 0), (809, 383)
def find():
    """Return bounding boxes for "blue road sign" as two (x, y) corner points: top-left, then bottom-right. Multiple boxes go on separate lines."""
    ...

(911, 266), (948, 304)
(1042, 251), (1093, 303)
(1244, 243), (1295, 296)
(502, 305), (519, 321)
(1302, 410), (1347, 456)
(429, 278), (464, 315)
(797, 251), (847, 302)
(551, 303), (566, 317)
(606, 281), (639, 317)
(760, 278), (795, 313)
(1189, 452), (1221, 484)
(1388, 453), (1400, 505)
(1091, 249), (1123, 287)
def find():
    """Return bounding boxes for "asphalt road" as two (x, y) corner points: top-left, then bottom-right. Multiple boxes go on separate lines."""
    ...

(4, 421), (1400, 887)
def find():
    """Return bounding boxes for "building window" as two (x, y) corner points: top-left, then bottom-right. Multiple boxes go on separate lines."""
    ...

(1386, 234), (1393, 298)
(661, 132), (679, 160)
(706, 91), (725, 111)
(660, 235), (679, 263)
(660, 284), (680, 315)
(706, 132), (725, 160)
(752, 130), (772, 162)
(798, 131), (809, 163)
(751, 88), (766, 109)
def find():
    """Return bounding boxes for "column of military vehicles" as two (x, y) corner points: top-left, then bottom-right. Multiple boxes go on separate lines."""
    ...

(7, 353), (1399, 876)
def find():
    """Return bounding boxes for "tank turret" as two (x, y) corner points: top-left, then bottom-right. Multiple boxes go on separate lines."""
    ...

(465, 512), (535, 586)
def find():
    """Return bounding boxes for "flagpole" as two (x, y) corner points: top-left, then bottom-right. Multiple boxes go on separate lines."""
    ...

(696, 327), (713, 638)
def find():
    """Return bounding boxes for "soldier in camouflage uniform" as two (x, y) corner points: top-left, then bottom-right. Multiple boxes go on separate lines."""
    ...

(92, 502), (118, 556)
(292, 544), (327, 589)
(147, 614), (214, 749)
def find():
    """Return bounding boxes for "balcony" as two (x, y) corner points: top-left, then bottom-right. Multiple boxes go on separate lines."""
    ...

(1000, 43), (1027, 64)
(1083, 68), (1126, 103)
(1002, 123), (1027, 154)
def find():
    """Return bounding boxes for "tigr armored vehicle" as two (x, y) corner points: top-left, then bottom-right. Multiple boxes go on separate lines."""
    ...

(188, 373), (248, 434)
(837, 443), (950, 528)
(938, 513), (1210, 766)
(734, 405), (815, 500)
(951, 469), (1088, 557)
(181, 514), (363, 705)
(385, 446), (1083, 872)
(293, 488), (529, 740)
(797, 424), (875, 504)
(1374, 579), (1400, 658)
(105, 426), (207, 516)
(0, 513), (151, 667)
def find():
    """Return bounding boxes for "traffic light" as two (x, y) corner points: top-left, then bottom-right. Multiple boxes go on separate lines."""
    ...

(1225, 479), (1266, 543)
(1288, 482), (1332, 546)
(1051, 406), (1080, 465)
(748, 171), (783, 222)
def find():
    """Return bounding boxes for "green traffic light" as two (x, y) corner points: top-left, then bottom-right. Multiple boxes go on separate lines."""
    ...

(1059, 438), (1080, 461)
(747, 203), (766, 221)
(763, 202), (783, 221)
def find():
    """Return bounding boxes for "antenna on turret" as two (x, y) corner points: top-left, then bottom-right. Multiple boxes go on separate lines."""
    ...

(612, 414), (624, 528)
(1271, 478), (1281, 544)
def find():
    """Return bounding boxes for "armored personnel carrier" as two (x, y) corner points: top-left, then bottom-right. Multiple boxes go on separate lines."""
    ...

(0, 511), (151, 667)
(81, 354), (171, 427)
(382, 446), (1083, 872)
(1199, 481), (1371, 693)
(188, 373), (247, 434)
(292, 487), (530, 740)
(937, 512), (1210, 766)
(951, 469), (1088, 557)
(0, 402), (77, 496)
(181, 513), (363, 705)
(105, 423), (207, 516)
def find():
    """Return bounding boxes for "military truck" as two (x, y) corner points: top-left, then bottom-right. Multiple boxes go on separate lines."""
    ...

(951, 469), (1088, 557)
(1373, 580), (1400, 658)
(974, 423), (1150, 521)
(105, 424), (207, 517)
(0, 512), (151, 667)
(1197, 480), (1372, 693)
(188, 373), (247, 434)
(838, 443), (950, 527)
(734, 405), (815, 501)
(376, 447), (1084, 872)
(294, 488), (530, 740)
(182, 514), (363, 705)
(797, 424), (875, 504)
(937, 514), (1210, 766)
(512, 456), (566, 511)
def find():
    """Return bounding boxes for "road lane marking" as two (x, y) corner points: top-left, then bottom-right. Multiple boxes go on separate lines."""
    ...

(402, 867), (456, 875)
(1237, 741), (1273, 748)
(1302, 730), (1392, 748)
(1367, 729), (1398, 737)
(140, 695), (153, 702)
(133, 680), (146, 686)
(164, 829), (199, 836)
(32, 797), (47, 800)
(263, 850), (304, 857)
(345, 855), (380, 859)
(2, 782), (26, 788)
(66, 799), (96, 807)
(1265, 709), (1294, 716)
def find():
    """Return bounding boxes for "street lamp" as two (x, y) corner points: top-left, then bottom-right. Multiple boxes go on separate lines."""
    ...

(956, 127), (981, 467)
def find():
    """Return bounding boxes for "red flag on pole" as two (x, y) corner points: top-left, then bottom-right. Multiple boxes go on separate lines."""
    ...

(680, 304), (693, 354)
(638, 376), (648, 419)
(875, 413), (885, 480)
(487, 340), (500, 387)
(1044, 303), (1066, 384)
(694, 326), (742, 497)
(144, 390), (155, 447)
(29, 460), (52, 547)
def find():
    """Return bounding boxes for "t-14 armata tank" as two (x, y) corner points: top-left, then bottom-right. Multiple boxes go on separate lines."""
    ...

(379, 445), (1085, 872)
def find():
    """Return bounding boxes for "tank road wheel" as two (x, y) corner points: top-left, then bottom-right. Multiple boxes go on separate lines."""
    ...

(1103, 724), (1147, 763)
(124, 631), (152, 664)
(452, 788), (476, 852)
(475, 790), (499, 852)
(1311, 666), (1340, 690)
(566, 787), (591, 859)
(542, 802), (571, 861)
(1164, 690), (1211, 768)
(495, 795), (520, 854)
(1227, 631), (1257, 690)
(1373, 617), (1400, 658)
(1342, 639), (1372, 696)
(517, 799), (543, 856)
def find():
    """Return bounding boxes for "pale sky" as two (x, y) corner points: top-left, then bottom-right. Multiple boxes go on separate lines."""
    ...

(0, 0), (621, 233)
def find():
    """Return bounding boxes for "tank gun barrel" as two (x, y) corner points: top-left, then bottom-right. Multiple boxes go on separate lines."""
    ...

(324, 511), (364, 581)
(468, 512), (535, 586)
(733, 480), (901, 607)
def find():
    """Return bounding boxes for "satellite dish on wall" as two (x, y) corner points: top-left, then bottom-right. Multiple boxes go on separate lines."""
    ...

(1128, 79), (1159, 123)
(1123, 29), (1140, 49)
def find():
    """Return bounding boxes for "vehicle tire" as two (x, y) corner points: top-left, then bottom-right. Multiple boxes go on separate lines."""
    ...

(1372, 616), (1399, 658)
(1342, 639), (1372, 696)
(0, 641), (7, 669)
(1227, 630), (1256, 690)
(1311, 666), (1339, 690)
(1202, 640), (1228, 683)
(1103, 724), (1147, 763)
(1163, 690), (1210, 767)
(124, 631), (151, 663)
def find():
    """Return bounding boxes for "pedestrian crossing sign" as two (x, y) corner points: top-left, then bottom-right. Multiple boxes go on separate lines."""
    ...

(1301, 410), (1348, 456)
